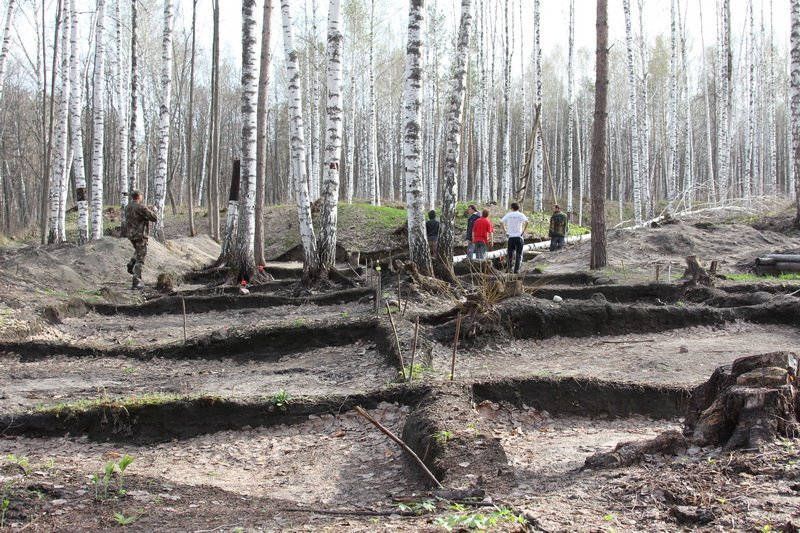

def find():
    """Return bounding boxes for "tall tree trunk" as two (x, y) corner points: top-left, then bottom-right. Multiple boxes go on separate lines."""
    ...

(745, 0), (755, 207)
(128, 0), (139, 193)
(0, 0), (16, 104)
(186, 0), (198, 237)
(499, 0), (510, 209)
(48, 1), (70, 244)
(153, 0), (173, 242)
(439, 0), (472, 273)
(667, 0), (678, 212)
(254, 0), (273, 266)
(318, 0), (344, 275)
(116, 0), (130, 231)
(402, 0), (432, 275)
(791, 0), (800, 223)
(281, 0), (320, 278)
(533, 0), (543, 211)
(698, 1), (716, 204)
(69, 0), (88, 244)
(233, 0), (259, 279)
(209, 0), (221, 240)
(716, 0), (731, 204)
(590, 0), (608, 270)
(566, 0), (574, 214)
(90, 0), (107, 240)
(622, 0), (642, 224)
(367, 0), (378, 205)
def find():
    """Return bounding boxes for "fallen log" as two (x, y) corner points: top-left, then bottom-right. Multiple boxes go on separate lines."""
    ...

(763, 254), (800, 261)
(773, 262), (800, 272)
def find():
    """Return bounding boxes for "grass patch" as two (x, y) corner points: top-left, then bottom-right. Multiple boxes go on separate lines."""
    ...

(726, 272), (800, 282)
(33, 392), (203, 416)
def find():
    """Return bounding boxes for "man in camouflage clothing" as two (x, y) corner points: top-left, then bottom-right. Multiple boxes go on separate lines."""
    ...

(125, 190), (157, 290)
(548, 204), (568, 252)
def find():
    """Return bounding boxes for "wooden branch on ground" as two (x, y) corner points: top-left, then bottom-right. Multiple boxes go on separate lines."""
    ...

(354, 405), (444, 489)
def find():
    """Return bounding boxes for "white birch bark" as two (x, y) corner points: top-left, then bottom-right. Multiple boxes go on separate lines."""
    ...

(637, 0), (652, 216)
(90, 0), (107, 240)
(500, 0), (510, 209)
(744, 0), (755, 205)
(345, 68), (355, 204)
(478, 0), (488, 202)
(49, 2), (70, 244)
(0, 0), (16, 104)
(622, 0), (642, 224)
(115, 0), (129, 222)
(767, 2), (778, 197)
(68, 0), (88, 244)
(128, 0), (139, 193)
(281, 0), (320, 277)
(566, 0), (574, 214)
(439, 0), (471, 270)
(255, 0), (274, 265)
(367, 0), (378, 205)
(533, 0), (543, 211)
(698, 1), (716, 203)
(716, 0), (731, 204)
(792, 0), (800, 222)
(403, 0), (432, 275)
(679, 7), (693, 210)
(318, 0), (343, 273)
(667, 0), (678, 212)
(309, 0), (321, 200)
(233, 0), (258, 275)
(152, 0), (173, 242)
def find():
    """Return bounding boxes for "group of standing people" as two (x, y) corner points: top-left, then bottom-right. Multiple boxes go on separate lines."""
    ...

(459, 203), (569, 273)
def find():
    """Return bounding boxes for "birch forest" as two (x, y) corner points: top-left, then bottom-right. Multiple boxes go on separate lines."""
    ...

(0, 0), (799, 263)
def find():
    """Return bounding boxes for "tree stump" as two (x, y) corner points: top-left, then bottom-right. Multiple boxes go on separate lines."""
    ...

(683, 255), (714, 287)
(586, 352), (800, 469)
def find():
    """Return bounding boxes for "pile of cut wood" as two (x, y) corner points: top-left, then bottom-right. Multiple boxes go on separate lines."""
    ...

(755, 254), (800, 274)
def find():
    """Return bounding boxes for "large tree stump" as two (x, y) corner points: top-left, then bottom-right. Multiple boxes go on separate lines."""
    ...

(586, 352), (800, 469)
(683, 255), (714, 287)
(689, 352), (799, 450)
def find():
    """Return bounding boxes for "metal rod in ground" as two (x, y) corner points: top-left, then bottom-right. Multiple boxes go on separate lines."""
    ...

(181, 297), (187, 344)
(354, 405), (444, 489)
(408, 316), (420, 382)
(385, 301), (407, 379)
(449, 312), (462, 381)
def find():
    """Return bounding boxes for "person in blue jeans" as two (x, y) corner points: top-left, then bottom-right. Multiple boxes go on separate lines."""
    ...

(500, 203), (529, 273)
(464, 204), (480, 259)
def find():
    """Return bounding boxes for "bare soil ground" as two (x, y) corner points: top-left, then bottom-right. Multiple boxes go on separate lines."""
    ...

(1, 204), (800, 532)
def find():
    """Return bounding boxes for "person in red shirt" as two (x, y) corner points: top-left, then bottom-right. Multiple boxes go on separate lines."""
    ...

(471, 209), (494, 260)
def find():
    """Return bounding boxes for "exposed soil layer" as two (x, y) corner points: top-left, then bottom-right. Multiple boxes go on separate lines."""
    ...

(3, 208), (800, 531)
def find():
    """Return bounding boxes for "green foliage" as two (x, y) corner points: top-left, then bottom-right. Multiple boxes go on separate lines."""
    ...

(272, 389), (292, 412)
(398, 500), (436, 515)
(117, 455), (134, 494)
(726, 272), (800, 282)
(433, 430), (454, 446)
(113, 512), (139, 525)
(1, 498), (9, 528)
(92, 455), (135, 500)
(4, 455), (31, 475)
(433, 506), (527, 531)
(348, 203), (408, 230)
(400, 363), (434, 380)
(291, 317), (306, 327)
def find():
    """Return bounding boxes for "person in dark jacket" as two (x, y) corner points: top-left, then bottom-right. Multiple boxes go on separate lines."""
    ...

(548, 204), (568, 252)
(464, 204), (480, 259)
(425, 209), (440, 259)
(124, 190), (158, 290)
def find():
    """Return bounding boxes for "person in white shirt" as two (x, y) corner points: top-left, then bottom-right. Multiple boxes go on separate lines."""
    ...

(500, 202), (529, 274)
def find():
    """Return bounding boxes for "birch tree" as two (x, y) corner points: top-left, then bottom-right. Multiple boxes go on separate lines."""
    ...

(590, 0), (608, 270)
(439, 0), (472, 272)
(68, 0), (88, 244)
(0, 0), (16, 104)
(791, 0), (800, 223)
(667, 0), (678, 211)
(115, 0), (129, 227)
(402, 0), (432, 275)
(90, 0), (107, 240)
(48, 1), (70, 244)
(318, 0), (344, 275)
(186, 0), (198, 236)
(566, 0), (575, 214)
(500, 0), (510, 208)
(282, 0), (320, 278)
(533, 0), (543, 211)
(128, 0), (140, 193)
(622, 0), (642, 224)
(233, 0), (258, 279)
(153, 0), (174, 242)
(716, 0), (731, 204)
(255, 0), (274, 266)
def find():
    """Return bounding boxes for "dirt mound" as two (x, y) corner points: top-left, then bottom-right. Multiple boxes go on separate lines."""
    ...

(548, 218), (800, 274)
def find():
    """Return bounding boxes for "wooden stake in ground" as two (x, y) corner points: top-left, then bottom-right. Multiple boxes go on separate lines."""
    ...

(354, 405), (444, 489)
(181, 297), (187, 344)
(449, 312), (462, 381)
(408, 316), (419, 382)
(385, 301), (406, 379)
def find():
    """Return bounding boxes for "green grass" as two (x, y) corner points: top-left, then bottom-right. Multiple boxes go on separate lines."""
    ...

(34, 392), (194, 416)
(726, 272), (800, 282)
(343, 203), (407, 230)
